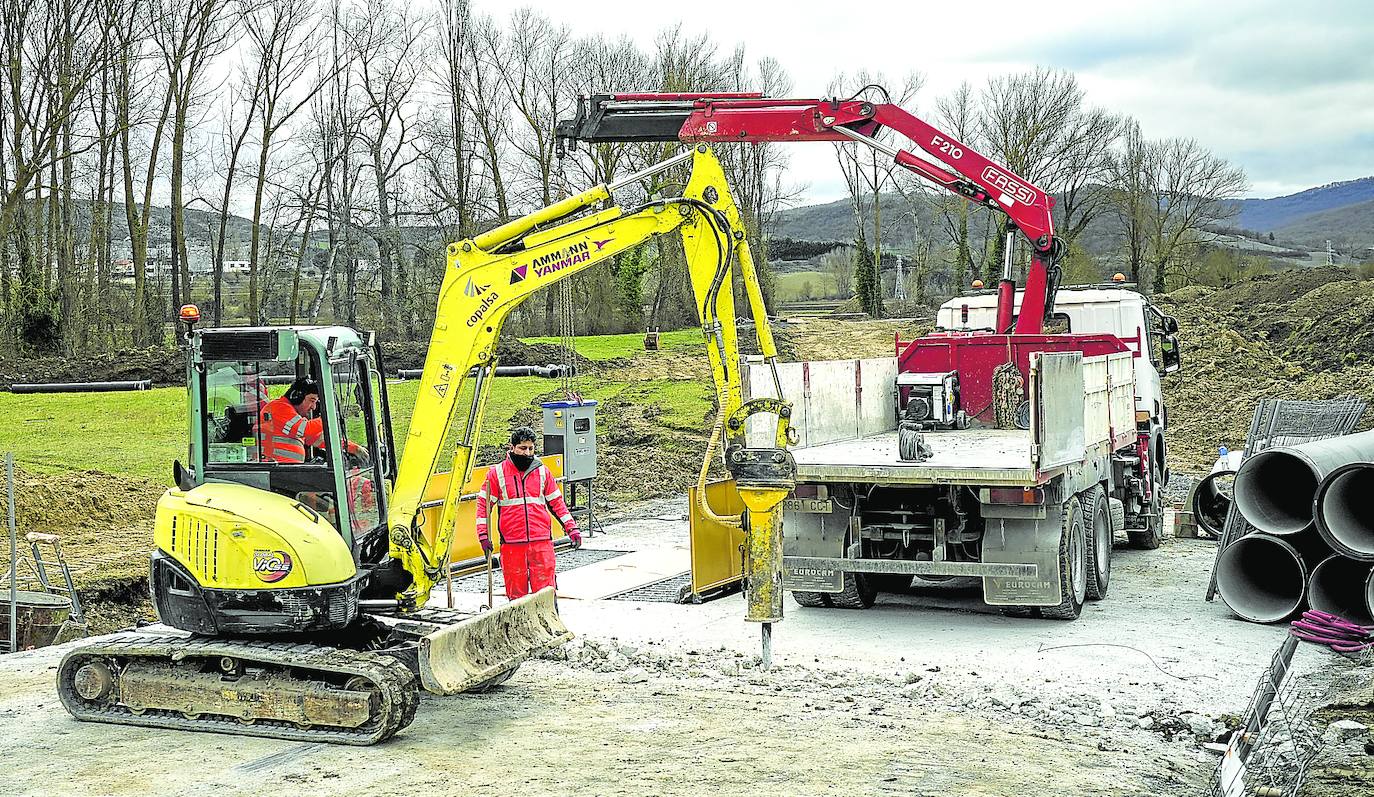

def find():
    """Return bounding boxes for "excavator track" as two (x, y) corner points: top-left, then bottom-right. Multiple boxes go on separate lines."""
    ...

(56, 630), (419, 746)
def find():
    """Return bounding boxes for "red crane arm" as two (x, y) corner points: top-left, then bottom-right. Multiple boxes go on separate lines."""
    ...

(556, 92), (1064, 333)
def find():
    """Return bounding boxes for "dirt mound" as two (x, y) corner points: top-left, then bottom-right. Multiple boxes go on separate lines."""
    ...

(0, 467), (163, 589)
(1158, 265), (1374, 471)
(0, 348), (185, 389)
(772, 317), (933, 362)
(1206, 265), (1355, 311)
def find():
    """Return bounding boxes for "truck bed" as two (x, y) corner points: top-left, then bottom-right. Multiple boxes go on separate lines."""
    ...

(792, 428), (1039, 487)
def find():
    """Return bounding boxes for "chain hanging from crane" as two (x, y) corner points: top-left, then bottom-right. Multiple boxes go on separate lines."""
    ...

(553, 151), (580, 402)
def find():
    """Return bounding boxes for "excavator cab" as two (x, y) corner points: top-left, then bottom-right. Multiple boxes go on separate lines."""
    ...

(193, 327), (393, 546)
(154, 326), (399, 636)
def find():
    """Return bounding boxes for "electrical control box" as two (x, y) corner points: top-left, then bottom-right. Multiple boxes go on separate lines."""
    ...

(541, 400), (598, 482)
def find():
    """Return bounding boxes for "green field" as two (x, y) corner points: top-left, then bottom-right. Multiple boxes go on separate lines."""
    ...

(776, 270), (841, 302)
(0, 336), (712, 483)
(521, 328), (703, 360)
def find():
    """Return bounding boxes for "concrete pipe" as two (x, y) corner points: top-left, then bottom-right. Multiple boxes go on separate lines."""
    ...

(1216, 533), (1315, 623)
(1233, 429), (1374, 536)
(1306, 554), (1374, 626)
(1192, 470), (1236, 538)
(1315, 462), (1374, 561)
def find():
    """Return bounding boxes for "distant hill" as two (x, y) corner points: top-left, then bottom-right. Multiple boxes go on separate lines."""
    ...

(1272, 197), (1374, 252)
(1233, 177), (1374, 234)
(773, 176), (1374, 263)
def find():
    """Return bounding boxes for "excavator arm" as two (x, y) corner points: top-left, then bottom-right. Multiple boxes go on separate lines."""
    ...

(557, 91), (1064, 334)
(384, 145), (795, 647)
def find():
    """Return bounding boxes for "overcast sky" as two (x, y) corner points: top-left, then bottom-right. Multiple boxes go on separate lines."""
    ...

(472, 0), (1374, 207)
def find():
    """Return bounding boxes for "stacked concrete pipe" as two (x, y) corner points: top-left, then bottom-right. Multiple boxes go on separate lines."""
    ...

(1220, 429), (1374, 623)
(1192, 449), (1245, 538)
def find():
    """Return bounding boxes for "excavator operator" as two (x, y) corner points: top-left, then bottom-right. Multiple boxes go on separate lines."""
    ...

(259, 377), (363, 465)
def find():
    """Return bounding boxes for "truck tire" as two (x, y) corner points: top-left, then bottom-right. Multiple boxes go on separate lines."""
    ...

(829, 572), (877, 609)
(1127, 463), (1165, 550)
(1041, 495), (1088, 621)
(792, 590), (831, 608)
(1084, 486), (1112, 601)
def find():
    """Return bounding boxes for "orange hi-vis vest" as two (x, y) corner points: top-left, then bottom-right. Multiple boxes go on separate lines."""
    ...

(475, 457), (576, 545)
(258, 396), (326, 464)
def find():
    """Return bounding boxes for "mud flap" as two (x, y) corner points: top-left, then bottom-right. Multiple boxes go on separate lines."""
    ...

(981, 505), (1064, 607)
(417, 587), (573, 695)
(782, 508), (848, 593)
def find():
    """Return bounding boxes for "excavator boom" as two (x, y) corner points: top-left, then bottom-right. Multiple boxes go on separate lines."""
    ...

(385, 144), (795, 667)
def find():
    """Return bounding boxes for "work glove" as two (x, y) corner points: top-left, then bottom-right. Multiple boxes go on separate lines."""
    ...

(567, 528), (583, 549)
(479, 534), (493, 556)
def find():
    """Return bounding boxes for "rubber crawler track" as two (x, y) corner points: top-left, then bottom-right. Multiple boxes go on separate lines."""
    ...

(56, 632), (419, 746)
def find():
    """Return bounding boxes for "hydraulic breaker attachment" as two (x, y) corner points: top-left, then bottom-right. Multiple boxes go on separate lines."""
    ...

(413, 587), (572, 695)
(725, 398), (797, 668)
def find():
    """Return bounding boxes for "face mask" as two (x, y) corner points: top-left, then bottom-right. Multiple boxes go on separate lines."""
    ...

(510, 452), (534, 471)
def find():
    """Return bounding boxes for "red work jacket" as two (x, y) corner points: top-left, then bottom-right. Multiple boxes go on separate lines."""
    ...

(476, 457), (576, 545)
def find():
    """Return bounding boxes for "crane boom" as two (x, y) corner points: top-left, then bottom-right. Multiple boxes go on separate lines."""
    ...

(556, 91), (1065, 333)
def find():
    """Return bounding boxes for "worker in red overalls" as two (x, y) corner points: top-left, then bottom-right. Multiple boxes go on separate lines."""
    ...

(475, 426), (582, 600)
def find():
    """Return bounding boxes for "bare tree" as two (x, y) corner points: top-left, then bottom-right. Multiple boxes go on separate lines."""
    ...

(1109, 118), (1150, 284)
(828, 72), (922, 316)
(155, 0), (237, 312)
(242, 0), (326, 322)
(350, 0), (426, 336)
(114, 0), (177, 346)
(1, 0), (123, 350)
(1143, 137), (1247, 293)
(426, 0), (476, 236)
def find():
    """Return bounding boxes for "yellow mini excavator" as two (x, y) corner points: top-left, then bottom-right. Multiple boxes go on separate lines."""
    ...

(56, 145), (795, 744)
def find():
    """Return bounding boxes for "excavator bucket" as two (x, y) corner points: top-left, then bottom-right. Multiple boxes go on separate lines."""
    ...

(416, 587), (573, 695)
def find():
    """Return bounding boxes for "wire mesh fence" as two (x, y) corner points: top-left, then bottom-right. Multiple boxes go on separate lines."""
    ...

(1210, 637), (1325, 797)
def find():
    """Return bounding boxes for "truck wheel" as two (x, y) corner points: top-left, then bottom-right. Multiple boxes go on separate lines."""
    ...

(1084, 486), (1112, 601)
(1127, 464), (1165, 550)
(1041, 495), (1087, 620)
(829, 573), (877, 609)
(792, 590), (831, 608)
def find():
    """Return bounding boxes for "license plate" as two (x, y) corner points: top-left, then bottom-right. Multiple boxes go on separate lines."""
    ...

(783, 498), (833, 514)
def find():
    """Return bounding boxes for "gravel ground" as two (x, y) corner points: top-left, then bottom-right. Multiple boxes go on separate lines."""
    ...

(0, 495), (1351, 796)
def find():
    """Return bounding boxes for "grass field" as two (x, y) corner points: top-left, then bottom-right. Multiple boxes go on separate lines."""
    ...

(776, 270), (841, 302)
(0, 333), (713, 483)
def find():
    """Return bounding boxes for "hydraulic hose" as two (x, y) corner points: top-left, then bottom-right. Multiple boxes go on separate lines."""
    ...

(696, 383), (742, 529)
